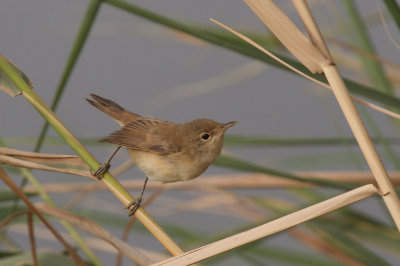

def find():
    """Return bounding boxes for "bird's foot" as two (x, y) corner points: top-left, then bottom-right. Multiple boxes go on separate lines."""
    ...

(126, 196), (143, 217)
(90, 162), (111, 180)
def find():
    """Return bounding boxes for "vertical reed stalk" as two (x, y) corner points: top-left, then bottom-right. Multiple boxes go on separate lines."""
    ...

(323, 65), (400, 229)
(293, 0), (400, 230)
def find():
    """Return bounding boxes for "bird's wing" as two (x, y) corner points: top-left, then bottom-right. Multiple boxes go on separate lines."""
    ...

(100, 118), (182, 154)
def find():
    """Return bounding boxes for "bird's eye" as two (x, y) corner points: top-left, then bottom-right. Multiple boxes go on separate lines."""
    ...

(201, 133), (210, 140)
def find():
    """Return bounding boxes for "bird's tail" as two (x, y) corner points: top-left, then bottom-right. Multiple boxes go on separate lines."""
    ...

(86, 94), (140, 126)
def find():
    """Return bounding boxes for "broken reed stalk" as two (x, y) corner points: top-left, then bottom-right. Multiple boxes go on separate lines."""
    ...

(242, 0), (400, 230)
(153, 184), (378, 265)
(0, 56), (184, 256)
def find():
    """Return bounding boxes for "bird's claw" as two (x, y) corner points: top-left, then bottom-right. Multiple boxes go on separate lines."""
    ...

(91, 162), (111, 180)
(126, 197), (143, 217)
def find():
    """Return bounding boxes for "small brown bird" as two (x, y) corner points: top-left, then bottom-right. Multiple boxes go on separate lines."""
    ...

(86, 94), (237, 216)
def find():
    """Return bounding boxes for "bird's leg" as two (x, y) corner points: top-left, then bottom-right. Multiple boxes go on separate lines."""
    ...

(127, 176), (149, 217)
(91, 146), (122, 179)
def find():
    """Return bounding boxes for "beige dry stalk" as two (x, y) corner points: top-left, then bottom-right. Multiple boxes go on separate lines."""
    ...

(23, 171), (400, 194)
(27, 211), (38, 266)
(242, 0), (400, 230)
(244, 0), (329, 73)
(153, 184), (377, 265)
(297, 0), (400, 228)
(0, 147), (95, 179)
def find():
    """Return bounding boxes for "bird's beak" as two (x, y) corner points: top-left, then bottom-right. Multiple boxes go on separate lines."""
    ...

(222, 121), (237, 131)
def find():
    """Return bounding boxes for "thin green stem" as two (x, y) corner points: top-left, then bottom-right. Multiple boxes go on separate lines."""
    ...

(215, 155), (354, 190)
(383, 0), (400, 32)
(342, 0), (393, 95)
(7, 1), (105, 263)
(34, 0), (103, 152)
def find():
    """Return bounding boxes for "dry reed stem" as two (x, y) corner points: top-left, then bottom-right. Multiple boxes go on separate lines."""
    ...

(27, 211), (38, 266)
(23, 171), (400, 194)
(323, 65), (400, 228)
(35, 202), (154, 266)
(292, 0), (333, 61)
(187, 187), (362, 263)
(0, 147), (82, 161)
(153, 184), (377, 265)
(180, 186), (356, 263)
(294, 0), (400, 230)
(0, 167), (86, 265)
(243, 0), (328, 73)
(0, 147), (95, 179)
(242, 0), (400, 230)
(0, 155), (94, 179)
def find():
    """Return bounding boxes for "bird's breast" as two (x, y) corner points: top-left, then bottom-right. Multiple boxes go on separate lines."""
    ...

(127, 149), (215, 183)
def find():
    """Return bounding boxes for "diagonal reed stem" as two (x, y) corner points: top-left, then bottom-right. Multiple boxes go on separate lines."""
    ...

(10, 1), (105, 263)
(153, 184), (377, 265)
(383, 0), (400, 33)
(0, 53), (183, 257)
(15, 1), (105, 262)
